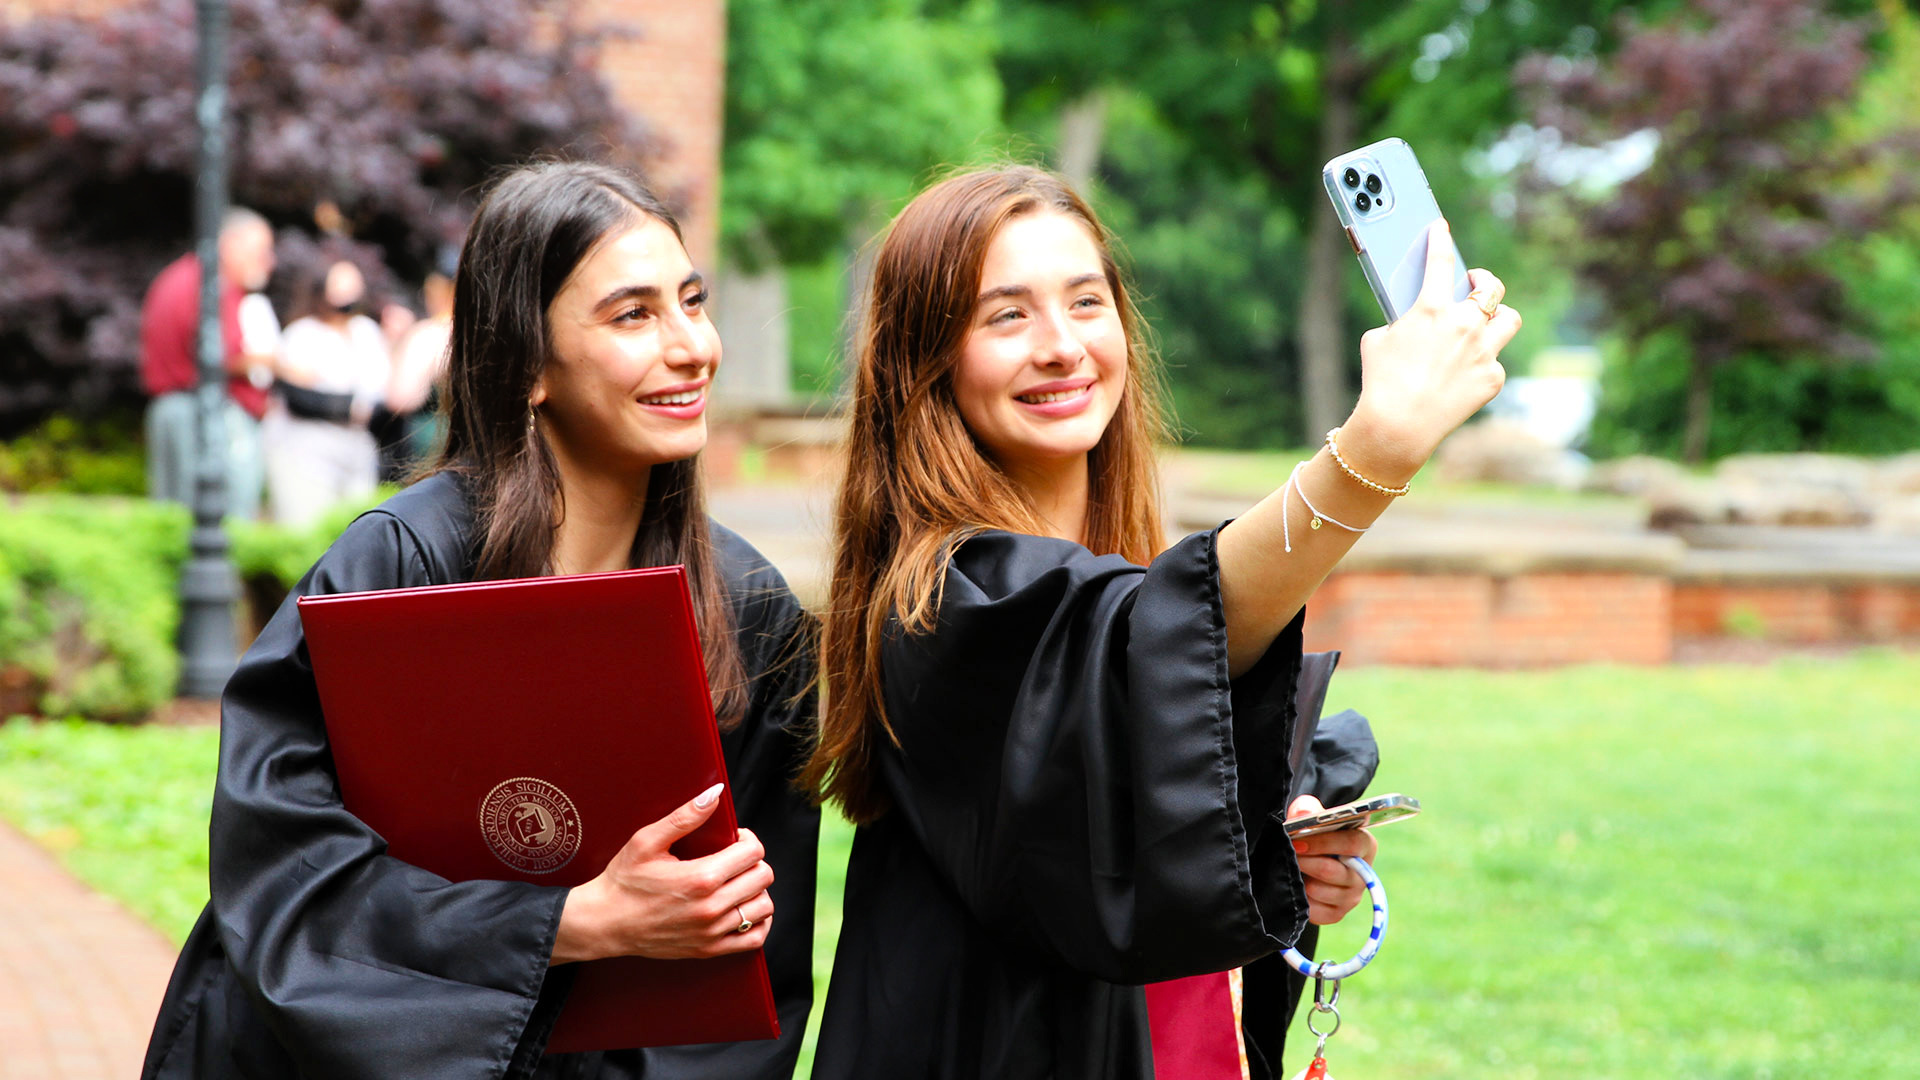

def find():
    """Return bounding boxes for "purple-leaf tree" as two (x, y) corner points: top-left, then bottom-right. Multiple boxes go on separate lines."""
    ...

(0, 0), (655, 435)
(1517, 0), (1917, 462)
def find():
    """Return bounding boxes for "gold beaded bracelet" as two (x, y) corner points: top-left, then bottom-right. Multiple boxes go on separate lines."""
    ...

(1325, 427), (1412, 497)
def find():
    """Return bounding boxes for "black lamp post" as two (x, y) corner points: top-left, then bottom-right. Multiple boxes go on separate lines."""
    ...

(178, 0), (238, 699)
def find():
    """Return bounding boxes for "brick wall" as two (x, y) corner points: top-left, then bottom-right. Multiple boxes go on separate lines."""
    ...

(577, 0), (726, 269)
(1305, 572), (1673, 666)
(1846, 584), (1920, 638)
(1671, 582), (1920, 642)
(1671, 583), (1839, 641)
(1303, 572), (1920, 666)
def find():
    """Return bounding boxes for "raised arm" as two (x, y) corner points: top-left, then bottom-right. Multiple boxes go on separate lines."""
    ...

(1218, 220), (1520, 675)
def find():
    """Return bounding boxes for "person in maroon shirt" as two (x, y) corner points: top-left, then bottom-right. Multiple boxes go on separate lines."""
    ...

(140, 208), (277, 518)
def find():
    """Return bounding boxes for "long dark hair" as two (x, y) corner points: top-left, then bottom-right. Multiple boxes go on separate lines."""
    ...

(804, 165), (1172, 823)
(436, 161), (746, 727)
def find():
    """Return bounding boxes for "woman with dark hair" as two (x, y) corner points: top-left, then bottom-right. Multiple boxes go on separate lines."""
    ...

(142, 162), (819, 1079)
(261, 258), (390, 526)
(804, 166), (1517, 1079)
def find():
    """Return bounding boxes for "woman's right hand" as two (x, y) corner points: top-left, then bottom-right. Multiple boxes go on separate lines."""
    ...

(1341, 219), (1521, 483)
(1213, 221), (1519, 675)
(550, 783), (775, 965)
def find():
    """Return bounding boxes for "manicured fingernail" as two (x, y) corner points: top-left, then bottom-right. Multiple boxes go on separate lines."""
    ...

(695, 783), (723, 809)
(1293, 841), (1308, 854)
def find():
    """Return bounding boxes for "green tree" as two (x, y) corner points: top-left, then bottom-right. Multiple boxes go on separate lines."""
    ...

(983, 0), (1674, 445)
(722, 0), (1002, 270)
(720, 0), (1003, 400)
(1090, 91), (1313, 446)
(1521, 0), (1920, 460)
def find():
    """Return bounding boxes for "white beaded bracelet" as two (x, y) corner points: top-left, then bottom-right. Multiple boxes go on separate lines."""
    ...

(1283, 461), (1368, 553)
(1325, 427), (1412, 497)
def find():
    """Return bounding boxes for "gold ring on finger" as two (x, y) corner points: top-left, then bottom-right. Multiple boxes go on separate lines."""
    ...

(735, 906), (753, 934)
(1468, 289), (1499, 320)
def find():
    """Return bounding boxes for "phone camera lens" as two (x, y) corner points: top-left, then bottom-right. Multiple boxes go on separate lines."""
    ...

(1354, 192), (1372, 212)
(1365, 174), (1382, 195)
(1343, 167), (1360, 189)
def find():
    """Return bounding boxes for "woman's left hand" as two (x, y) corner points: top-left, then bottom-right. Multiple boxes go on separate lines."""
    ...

(1285, 795), (1380, 926)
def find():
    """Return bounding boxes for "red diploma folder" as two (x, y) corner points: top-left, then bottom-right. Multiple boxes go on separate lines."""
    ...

(298, 567), (779, 1054)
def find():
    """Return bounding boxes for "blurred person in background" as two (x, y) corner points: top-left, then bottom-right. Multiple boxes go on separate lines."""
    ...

(377, 263), (456, 480)
(140, 207), (277, 519)
(262, 259), (391, 527)
(237, 290), (282, 389)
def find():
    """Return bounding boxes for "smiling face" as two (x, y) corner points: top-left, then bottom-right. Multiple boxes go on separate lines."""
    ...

(952, 210), (1127, 479)
(532, 215), (718, 479)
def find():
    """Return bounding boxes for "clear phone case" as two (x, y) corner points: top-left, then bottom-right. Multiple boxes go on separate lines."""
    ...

(1322, 137), (1471, 322)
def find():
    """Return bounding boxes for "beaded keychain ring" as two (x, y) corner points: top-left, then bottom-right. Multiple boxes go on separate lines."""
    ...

(1279, 854), (1388, 980)
(1281, 855), (1390, 1080)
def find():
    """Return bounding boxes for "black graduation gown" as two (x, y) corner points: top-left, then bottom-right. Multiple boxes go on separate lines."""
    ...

(141, 472), (820, 1080)
(811, 526), (1338, 1080)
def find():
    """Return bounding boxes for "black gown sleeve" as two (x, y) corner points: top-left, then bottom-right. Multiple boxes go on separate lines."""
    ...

(206, 511), (570, 1078)
(877, 525), (1309, 985)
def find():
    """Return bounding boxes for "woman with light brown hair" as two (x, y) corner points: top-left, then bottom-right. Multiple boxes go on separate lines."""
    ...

(804, 165), (1516, 1079)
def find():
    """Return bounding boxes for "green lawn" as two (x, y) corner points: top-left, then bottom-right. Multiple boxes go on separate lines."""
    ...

(0, 719), (217, 940)
(1283, 653), (1920, 1078)
(4, 652), (1916, 1077)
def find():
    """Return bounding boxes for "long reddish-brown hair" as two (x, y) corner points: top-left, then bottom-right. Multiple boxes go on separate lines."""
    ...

(804, 165), (1172, 823)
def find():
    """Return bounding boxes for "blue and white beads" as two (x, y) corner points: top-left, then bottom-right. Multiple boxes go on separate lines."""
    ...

(1279, 855), (1388, 981)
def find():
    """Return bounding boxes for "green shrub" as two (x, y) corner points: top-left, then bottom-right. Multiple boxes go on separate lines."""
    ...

(0, 414), (147, 495)
(1587, 314), (1920, 461)
(0, 717), (219, 941)
(227, 490), (396, 622)
(0, 497), (189, 720)
(0, 490), (390, 722)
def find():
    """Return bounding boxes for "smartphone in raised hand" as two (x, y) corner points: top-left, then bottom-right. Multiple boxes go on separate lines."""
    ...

(1322, 138), (1471, 322)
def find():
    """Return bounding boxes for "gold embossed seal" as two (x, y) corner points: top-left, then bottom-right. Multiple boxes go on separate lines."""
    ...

(479, 777), (582, 874)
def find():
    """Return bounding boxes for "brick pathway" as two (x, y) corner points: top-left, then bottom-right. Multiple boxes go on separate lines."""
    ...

(0, 822), (178, 1080)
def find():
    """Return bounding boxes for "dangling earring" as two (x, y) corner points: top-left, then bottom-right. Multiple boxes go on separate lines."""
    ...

(526, 401), (536, 435)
